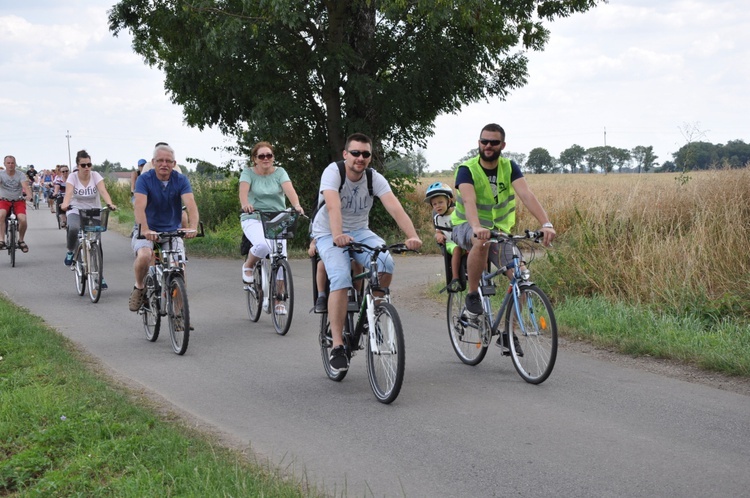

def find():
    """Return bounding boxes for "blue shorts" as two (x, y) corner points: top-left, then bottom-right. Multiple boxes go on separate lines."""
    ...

(315, 229), (394, 292)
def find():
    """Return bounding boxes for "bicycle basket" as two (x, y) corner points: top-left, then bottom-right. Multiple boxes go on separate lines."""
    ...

(259, 210), (299, 239)
(80, 208), (109, 233)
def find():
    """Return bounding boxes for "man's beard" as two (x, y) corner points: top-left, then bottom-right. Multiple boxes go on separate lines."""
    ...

(480, 149), (501, 162)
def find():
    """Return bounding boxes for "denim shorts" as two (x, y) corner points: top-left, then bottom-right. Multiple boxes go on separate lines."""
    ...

(315, 229), (394, 292)
(451, 222), (516, 269)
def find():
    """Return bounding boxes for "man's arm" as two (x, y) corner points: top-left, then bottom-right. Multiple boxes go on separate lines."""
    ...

(181, 192), (199, 239)
(378, 191), (422, 250)
(323, 189), (348, 246)
(456, 182), (490, 240)
(512, 177), (556, 246)
(133, 192), (151, 237)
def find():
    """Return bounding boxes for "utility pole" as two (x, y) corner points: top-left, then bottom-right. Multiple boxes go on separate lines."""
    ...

(66, 130), (72, 168)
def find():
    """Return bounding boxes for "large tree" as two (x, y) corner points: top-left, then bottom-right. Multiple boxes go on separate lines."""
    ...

(558, 144), (586, 173)
(631, 145), (658, 173)
(109, 0), (600, 180)
(526, 147), (554, 174)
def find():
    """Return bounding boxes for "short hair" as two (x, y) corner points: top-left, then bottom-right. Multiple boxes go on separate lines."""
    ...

(4, 155), (16, 163)
(75, 150), (90, 164)
(251, 141), (274, 157)
(480, 123), (505, 141)
(345, 133), (372, 149)
(153, 144), (176, 160)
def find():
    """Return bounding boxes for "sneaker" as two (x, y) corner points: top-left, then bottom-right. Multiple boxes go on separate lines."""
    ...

(497, 332), (524, 357)
(274, 303), (287, 315)
(464, 291), (483, 317)
(329, 345), (349, 371)
(242, 265), (253, 284)
(64, 251), (74, 266)
(315, 295), (327, 313)
(447, 278), (464, 292)
(101, 278), (108, 290)
(128, 287), (145, 312)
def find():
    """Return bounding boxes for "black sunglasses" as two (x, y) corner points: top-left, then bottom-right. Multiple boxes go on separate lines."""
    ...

(256, 153), (274, 160)
(347, 150), (372, 158)
(78, 162), (93, 168)
(479, 139), (503, 146)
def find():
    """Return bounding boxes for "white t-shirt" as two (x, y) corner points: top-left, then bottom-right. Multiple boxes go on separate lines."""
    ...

(311, 162), (391, 237)
(66, 171), (104, 216)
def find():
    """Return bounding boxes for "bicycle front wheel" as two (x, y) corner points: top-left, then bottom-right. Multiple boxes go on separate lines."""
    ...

(245, 263), (263, 323)
(366, 302), (405, 404)
(87, 242), (103, 303)
(447, 289), (488, 365)
(8, 224), (16, 268)
(506, 284), (558, 384)
(74, 245), (86, 296)
(271, 259), (294, 336)
(142, 273), (161, 342)
(167, 275), (190, 355)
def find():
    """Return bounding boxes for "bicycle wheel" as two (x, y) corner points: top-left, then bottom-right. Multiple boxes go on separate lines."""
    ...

(366, 302), (405, 404)
(447, 289), (488, 365)
(271, 259), (294, 336)
(73, 244), (86, 296)
(167, 274), (190, 355)
(86, 242), (103, 303)
(142, 273), (161, 342)
(8, 224), (16, 268)
(319, 313), (348, 381)
(245, 262), (263, 322)
(506, 284), (558, 384)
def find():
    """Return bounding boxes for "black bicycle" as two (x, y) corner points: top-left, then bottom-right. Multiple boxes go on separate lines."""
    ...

(318, 241), (416, 404)
(2, 200), (19, 267)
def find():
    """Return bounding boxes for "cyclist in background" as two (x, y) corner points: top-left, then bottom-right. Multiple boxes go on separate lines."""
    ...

(60, 150), (117, 289)
(52, 166), (70, 228)
(0, 155), (32, 253)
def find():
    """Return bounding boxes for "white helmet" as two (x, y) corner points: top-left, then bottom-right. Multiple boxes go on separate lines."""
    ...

(423, 182), (453, 203)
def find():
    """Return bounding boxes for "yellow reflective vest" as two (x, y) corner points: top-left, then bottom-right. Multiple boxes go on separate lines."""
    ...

(450, 156), (516, 234)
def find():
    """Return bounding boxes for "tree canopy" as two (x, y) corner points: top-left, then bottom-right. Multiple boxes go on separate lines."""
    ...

(109, 0), (601, 178)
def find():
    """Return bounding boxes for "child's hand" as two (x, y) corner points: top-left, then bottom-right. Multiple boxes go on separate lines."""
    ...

(435, 231), (446, 244)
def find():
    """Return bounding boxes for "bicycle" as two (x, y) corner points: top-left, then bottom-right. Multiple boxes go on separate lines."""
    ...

(2, 200), (19, 267)
(447, 229), (558, 384)
(54, 194), (65, 229)
(67, 206), (111, 303)
(318, 241), (416, 404)
(139, 225), (203, 355)
(244, 209), (301, 336)
(32, 188), (42, 210)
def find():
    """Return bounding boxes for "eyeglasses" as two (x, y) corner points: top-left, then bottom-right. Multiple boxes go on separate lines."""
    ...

(78, 163), (92, 168)
(256, 153), (274, 160)
(60, 170), (69, 173)
(479, 139), (503, 146)
(347, 150), (372, 158)
(154, 159), (175, 165)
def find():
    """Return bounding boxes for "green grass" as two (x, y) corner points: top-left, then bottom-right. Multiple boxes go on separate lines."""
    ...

(0, 298), (319, 497)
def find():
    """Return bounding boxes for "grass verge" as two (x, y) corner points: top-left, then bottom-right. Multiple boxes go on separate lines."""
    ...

(0, 297), (318, 497)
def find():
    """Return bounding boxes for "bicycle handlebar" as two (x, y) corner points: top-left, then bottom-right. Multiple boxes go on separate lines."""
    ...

(348, 241), (419, 257)
(136, 222), (205, 240)
(482, 229), (544, 243)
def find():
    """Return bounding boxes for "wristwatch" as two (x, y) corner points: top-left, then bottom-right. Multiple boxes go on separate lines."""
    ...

(542, 222), (554, 229)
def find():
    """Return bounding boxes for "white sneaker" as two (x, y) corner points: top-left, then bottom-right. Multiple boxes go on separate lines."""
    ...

(262, 299), (269, 313)
(242, 266), (253, 284)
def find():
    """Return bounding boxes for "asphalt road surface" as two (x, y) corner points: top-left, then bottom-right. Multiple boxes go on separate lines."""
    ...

(2, 206), (749, 497)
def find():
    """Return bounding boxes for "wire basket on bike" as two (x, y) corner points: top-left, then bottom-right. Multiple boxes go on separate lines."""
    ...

(258, 210), (299, 239)
(80, 208), (109, 233)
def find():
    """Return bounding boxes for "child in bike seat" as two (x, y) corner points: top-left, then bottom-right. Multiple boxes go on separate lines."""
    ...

(424, 182), (463, 292)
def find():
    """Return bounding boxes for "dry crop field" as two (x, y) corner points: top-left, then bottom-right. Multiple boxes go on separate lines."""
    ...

(416, 169), (750, 322)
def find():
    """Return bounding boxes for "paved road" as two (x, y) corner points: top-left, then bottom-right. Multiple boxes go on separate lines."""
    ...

(3, 207), (750, 497)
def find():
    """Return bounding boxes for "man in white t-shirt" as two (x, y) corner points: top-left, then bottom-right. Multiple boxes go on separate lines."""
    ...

(311, 132), (422, 372)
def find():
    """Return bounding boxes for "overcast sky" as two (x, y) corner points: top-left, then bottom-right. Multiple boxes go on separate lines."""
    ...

(2, 1), (748, 172)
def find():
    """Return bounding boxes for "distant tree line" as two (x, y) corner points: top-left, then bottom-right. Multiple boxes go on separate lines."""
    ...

(425, 139), (750, 176)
